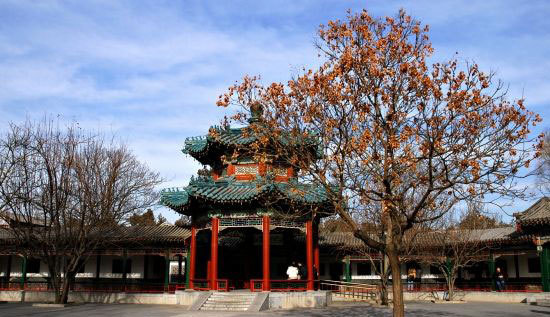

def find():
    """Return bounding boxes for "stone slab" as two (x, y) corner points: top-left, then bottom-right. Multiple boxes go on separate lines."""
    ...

(248, 292), (269, 311)
(188, 291), (212, 311)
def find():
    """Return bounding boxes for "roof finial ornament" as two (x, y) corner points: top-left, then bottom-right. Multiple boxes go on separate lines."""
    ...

(248, 101), (264, 123)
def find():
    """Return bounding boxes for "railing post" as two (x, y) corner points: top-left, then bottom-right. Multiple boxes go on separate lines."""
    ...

(488, 253), (495, 291)
(164, 250), (170, 292)
(344, 256), (351, 283)
(5, 254), (12, 287)
(262, 215), (271, 291)
(541, 245), (550, 292)
(122, 250), (128, 292)
(95, 253), (101, 282)
(189, 225), (197, 289)
(210, 217), (219, 291)
(306, 219), (314, 290)
(313, 217), (320, 289)
(184, 252), (190, 289)
(178, 254), (183, 284)
(20, 255), (27, 290)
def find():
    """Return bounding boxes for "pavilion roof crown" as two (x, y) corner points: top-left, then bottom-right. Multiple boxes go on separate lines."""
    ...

(182, 124), (322, 167)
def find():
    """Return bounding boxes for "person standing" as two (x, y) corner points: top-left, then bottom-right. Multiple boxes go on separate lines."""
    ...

(287, 262), (299, 280)
(407, 267), (416, 291)
(495, 267), (506, 291)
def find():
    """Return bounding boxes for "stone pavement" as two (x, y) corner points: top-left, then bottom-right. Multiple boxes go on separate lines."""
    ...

(1, 301), (550, 316)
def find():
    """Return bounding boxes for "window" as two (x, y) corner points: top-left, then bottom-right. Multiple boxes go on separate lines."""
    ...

(77, 260), (86, 273)
(235, 165), (258, 175)
(430, 265), (440, 275)
(329, 262), (343, 280)
(26, 258), (40, 274)
(528, 257), (541, 273)
(112, 259), (132, 274)
(319, 263), (326, 276)
(357, 262), (372, 275)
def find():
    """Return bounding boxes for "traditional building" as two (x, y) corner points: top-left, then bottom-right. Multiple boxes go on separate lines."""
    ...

(160, 108), (333, 291)
(0, 108), (549, 296)
(514, 197), (550, 291)
(0, 202), (549, 294)
(0, 224), (188, 292)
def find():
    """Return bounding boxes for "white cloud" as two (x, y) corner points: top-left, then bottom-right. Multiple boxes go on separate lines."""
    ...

(1, 0), (549, 222)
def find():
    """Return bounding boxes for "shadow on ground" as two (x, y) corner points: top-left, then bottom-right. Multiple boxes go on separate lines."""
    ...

(270, 303), (453, 317)
(269, 302), (550, 317)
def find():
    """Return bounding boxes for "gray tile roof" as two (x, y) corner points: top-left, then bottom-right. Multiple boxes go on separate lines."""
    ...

(317, 226), (525, 250)
(0, 225), (191, 245)
(103, 225), (190, 243)
(515, 197), (550, 226)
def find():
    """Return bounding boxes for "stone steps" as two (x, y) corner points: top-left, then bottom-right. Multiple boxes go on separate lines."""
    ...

(199, 292), (257, 311)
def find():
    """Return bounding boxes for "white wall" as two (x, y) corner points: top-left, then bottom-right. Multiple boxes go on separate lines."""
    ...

(8, 256), (49, 278)
(1, 252), (544, 281)
(98, 255), (145, 279)
(518, 252), (541, 278)
(0, 255), (150, 279)
(0, 256), (7, 277)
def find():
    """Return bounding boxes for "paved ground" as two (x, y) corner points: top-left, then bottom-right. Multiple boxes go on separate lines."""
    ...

(1, 301), (549, 317)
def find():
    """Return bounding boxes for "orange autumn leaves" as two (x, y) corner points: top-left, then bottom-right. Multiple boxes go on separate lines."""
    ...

(217, 9), (543, 207)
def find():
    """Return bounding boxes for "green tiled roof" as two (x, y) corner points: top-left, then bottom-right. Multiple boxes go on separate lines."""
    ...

(160, 176), (331, 214)
(182, 125), (321, 165)
(182, 126), (258, 165)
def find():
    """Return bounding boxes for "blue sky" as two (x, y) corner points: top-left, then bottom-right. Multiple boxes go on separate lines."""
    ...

(1, 1), (549, 223)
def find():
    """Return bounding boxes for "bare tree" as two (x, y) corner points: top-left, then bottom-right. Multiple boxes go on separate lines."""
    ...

(128, 209), (168, 226)
(0, 119), (162, 303)
(217, 10), (542, 316)
(420, 206), (488, 301)
(536, 130), (550, 196)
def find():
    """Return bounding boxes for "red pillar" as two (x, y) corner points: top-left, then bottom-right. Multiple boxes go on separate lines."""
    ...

(262, 215), (271, 291)
(306, 219), (314, 290)
(313, 218), (320, 284)
(189, 225), (197, 289)
(210, 217), (219, 290)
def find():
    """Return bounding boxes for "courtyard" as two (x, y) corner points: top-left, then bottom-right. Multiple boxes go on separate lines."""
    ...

(0, 302), (549, 317)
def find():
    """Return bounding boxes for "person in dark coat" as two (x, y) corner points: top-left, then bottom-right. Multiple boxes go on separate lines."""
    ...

(495, 267), (506, 291)
(297, 262), (307, 280)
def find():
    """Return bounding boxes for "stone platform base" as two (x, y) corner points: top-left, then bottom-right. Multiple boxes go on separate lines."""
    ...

(0, 290), (332, 310)
(401, 291), (545, 303)
(268, 291), (331, 309)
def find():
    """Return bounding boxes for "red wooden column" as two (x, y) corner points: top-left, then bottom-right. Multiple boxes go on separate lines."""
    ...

(313, 218), (320, 284)
(306, 219), (314, 290)
(262, 215), (271, 291)
(189, 225), (197, 289)
(210, 217), (219, 290)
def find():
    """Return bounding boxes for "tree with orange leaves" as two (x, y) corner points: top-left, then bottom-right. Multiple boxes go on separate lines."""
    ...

(218, 10), (543, 317)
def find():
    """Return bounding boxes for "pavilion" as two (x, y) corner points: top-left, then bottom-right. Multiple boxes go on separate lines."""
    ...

(160, 108), (333, 291)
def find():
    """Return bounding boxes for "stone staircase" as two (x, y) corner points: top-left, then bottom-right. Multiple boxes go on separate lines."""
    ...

(199, 292), (258, 311)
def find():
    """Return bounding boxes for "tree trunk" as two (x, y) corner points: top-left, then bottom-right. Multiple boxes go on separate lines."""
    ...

(53, 276), (63, 304)
(379, 278), (389, 306)
(388, 249), (404, 317)
(448, 275), (456, 301)
(59, 272), (73, 304)
(379, 254), (390, 305)
(50, 273), (62, 303)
